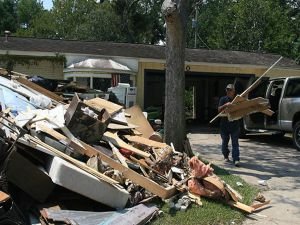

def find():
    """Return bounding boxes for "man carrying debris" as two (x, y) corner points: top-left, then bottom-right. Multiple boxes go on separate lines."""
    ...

(218, 84), (240, 166)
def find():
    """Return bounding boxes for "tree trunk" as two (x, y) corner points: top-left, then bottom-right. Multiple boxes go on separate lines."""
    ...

(162, 0), (188, 151)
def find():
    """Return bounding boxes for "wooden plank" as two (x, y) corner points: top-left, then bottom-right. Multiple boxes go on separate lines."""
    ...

(125, 105), (154, 138)
(16, 77), (64, 102)
(227, 201), (255, 213)
(79, 141), (177, 199)
(241, 56), (283, 97)
(224, 184), (243, 202)
(124, 135), (168, 149)
(84, 98), (123, 116)
(0, 191), (10, 203)
(37, 124), (85, 155)
(130, 156), (166, 178)
(103, 132), (151, 158)
(108, 123), (138, 130)
(27, 135), (119, 185)
(251, 200), (271, 210)
(108, 141), (128, 168)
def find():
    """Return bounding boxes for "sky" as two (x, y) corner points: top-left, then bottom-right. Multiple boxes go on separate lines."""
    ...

(42, 0), (53, 10)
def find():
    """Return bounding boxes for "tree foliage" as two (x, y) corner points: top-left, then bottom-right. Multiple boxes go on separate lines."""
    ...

(0, 0), (299, 61)
(0, 0), (18, 33)
(17, 0), (43, 28)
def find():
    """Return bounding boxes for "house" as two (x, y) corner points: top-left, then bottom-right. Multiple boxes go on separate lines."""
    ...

(1, 36), (300, 122)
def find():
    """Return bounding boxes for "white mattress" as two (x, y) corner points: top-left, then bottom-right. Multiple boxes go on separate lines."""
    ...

(46, 156), (129, 209)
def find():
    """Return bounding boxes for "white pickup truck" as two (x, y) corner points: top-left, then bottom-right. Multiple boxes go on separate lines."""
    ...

(243, 76), (300, 150)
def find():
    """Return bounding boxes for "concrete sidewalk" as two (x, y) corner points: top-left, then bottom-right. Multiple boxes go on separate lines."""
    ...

(188, 127), (300, 225)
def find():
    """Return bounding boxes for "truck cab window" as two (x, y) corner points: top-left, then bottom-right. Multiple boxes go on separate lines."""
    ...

(284, 78), (300, 98)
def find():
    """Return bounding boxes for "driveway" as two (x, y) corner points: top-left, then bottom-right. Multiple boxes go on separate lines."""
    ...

(188, 127), (300, 225)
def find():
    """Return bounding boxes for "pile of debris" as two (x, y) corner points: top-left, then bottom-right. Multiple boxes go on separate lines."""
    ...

(0, 70), (270, 225)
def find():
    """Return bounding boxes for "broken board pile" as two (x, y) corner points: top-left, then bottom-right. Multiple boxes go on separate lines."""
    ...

(0, 70), (269, 225)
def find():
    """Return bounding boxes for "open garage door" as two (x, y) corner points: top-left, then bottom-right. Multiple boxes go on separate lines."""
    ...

(144, 70), (254, 124)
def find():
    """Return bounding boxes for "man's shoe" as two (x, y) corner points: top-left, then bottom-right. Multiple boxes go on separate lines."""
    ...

(234, 160), (240, 167)
(224, 157), (230, 163)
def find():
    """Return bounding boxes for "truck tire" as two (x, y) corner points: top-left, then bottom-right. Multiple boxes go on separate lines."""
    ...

(293, 121), (300, 151)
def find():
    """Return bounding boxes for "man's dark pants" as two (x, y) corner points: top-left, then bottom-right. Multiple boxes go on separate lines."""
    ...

(220, 122), (240, 161)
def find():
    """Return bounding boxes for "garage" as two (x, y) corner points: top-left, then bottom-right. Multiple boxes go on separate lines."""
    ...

(144, 69), (253, 124)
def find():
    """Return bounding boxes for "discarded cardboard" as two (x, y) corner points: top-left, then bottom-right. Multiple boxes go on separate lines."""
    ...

(125, 105), (155, 139)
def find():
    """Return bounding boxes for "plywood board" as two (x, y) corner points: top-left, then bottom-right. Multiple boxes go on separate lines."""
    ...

(125, 105), (154, 138)
(84, 98), (123, 116)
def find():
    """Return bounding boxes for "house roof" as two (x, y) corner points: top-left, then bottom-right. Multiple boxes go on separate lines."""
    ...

(0, 36), (299, 69)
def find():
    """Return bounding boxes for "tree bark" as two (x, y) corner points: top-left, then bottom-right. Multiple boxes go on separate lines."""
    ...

(162, 0), (188, 150)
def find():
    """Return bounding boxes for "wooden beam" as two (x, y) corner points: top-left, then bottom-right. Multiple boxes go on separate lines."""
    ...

(103, 132), (151, 158)
(225, 184), (243, 202)
(124, 135), (168, 149)
(79, 141), (176, 199)
(37, 124), (85, 155)
(241, 57), (283, 97)
(108, 141), (128, 168)
(251, 200), (271, 210)
(227, 201), (255, 213)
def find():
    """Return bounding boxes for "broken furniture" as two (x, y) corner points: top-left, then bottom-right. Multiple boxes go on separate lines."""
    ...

(65, 94), (110, 143)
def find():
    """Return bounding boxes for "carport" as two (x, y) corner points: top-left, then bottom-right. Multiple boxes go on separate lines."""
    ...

(144, 69), (253, 123)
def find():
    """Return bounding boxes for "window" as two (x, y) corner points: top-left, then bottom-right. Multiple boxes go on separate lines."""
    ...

(76, 77), (90, 88)
(284, 78), (300, 98)
(93, 78), (111, 91)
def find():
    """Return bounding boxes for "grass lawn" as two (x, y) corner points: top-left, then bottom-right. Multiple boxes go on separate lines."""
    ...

(151, 164), (259, 225)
